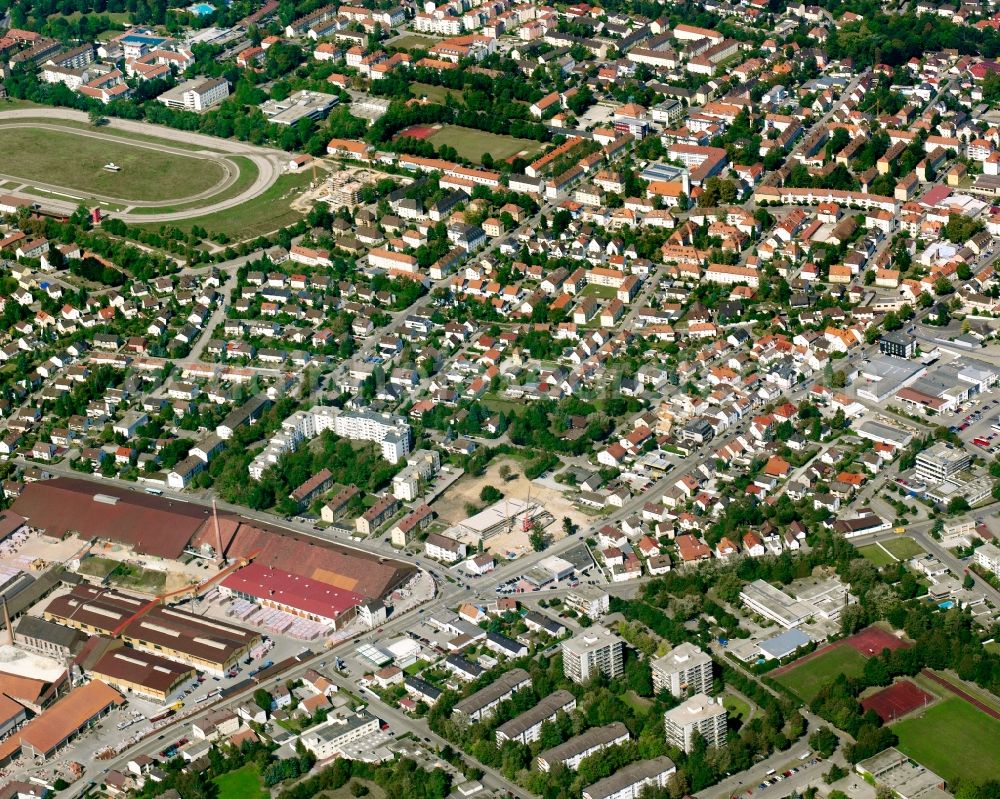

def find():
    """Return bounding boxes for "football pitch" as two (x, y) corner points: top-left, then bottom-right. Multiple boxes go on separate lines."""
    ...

(773, 645), (868, 702)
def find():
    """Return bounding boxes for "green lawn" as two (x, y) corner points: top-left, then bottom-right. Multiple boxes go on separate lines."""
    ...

(986, 641), (1000, 655)
(774, 646), (868, 703)
(427, 125), (543, 164)
(390, 34), (440, 50)
(893, 697), (1000, 785)
(141, 171), (311, 240)
(857, 543), (896, 567)
(883, 537), (925, 560)
(129, 156), (260, 214)
(0, 126), (226, 201)
(410, 82), (460, 104)
(215, 764), (269, 799)
(580, 283), (619, 300)
(723, 693), (752, 721)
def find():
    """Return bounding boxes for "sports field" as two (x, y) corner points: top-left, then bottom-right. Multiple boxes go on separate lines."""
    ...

(773, 645), (868, 702)
(893, 697), (1000, 784)
(861, 679), (934, 722)
(426, 125), (543, 164)
(0, 126), (226, 201)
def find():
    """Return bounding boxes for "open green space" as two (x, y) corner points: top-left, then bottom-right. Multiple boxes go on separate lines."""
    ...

(882, 537), (925, 560)
(723, 693), (752, 721)
(580, 283), (619, 300)
(48, 9), (130, 23)
(139, 171), (310, 240)
(986, 641), (1000, 655)
(390, 34), (440, 50)
(427, 125), (543, 164)
(410, 82), (461, 105)
(857, 543), (896, 567)
(129, 156), (260, 214)
(773, 646), (868, 702)
(0, 126), (227, 201)
(77, 556), (166, 594)
(893, 696), (1000, 785)
(215, 764), (269, 799)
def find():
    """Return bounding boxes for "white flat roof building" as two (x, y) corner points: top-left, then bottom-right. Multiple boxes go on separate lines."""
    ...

(650, 643), (713, 697)
(663, 693), (727, 752)
(562, 626), (625, 684)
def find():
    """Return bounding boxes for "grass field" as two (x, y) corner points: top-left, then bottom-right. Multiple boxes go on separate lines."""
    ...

(427, 125), (543, 164)
(857, 543), (897, 567)
(581, 283), (619, 300)
(411, 82), (461, 104)
(986, 641), (1000, 655)
(893, 697), (1000, 785)
(130, 156), (260, 215)
(215, 764), (269, 799)
(142, 171), (310, 239)
(0, 127), (226, 201)
(389, 34), (440, 50)
(724, 693), (752, 721)
(883, 537), (925, 560)
(774, 646), (868, 702)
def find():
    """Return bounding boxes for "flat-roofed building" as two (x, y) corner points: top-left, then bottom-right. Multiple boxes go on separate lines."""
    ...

(582, 757), (677, 799)
(538, 722), (630, 772)
(974, 542), (1000, 576)
(562, 626), (625, 683)
(495, 690), (576, 745)
(663, 693), (727, 752)
(300, 712), (379, 760)
(650, 643), (713, 697)
(453, 668), (531, 723)
(739, 579), (813, 629)
(915, 442), (971, 483)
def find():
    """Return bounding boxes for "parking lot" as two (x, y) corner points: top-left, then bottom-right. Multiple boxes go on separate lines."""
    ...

(943, 390), (1000, 453)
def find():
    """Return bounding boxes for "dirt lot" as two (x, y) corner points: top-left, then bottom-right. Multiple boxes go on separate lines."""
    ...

(430, 458), (590, 557)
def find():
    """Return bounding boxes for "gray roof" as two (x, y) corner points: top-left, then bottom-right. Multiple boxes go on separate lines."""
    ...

(582, 757), (677, 799)
(495, 690), (575, 740)
(538, 722), (629, 766)
(15, 614), (86, 649)
(454, 668), (531, 716)
(758, 628), (812, 660)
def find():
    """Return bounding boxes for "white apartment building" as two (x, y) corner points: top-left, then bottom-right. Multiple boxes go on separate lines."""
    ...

(300, 713), (379, 759)
(393, 449), (441, 501)
(974, 542), (1000, 577)
(582, 757), (677, 799)
(650, 643), (713, 697)
(663, 693), (727, 752)
(562, 626), (625, 683)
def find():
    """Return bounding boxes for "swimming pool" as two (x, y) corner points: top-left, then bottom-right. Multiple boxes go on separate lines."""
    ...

(938, 600), (955, 609)
(189, 2), (215, 14)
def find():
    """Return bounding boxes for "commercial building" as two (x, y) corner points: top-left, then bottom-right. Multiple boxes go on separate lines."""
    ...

(157, 76), (229, 111)
(879, 331), (918, 359)
(495, 690), (576, 745)
(562, 626), (625, 683)
(44, 585), (260, 676)
(300, 712), (380, 760)
(453, 668), (531, 723)
(14, 616), (86, 659)
(537, 722), (630, 772)
(650, 643), (713, 697)
(663, 693), (727, 752)
(219, 562), (365, 628)
(581, 757), (677, 799)
(0, 680), (124, 765)
(259, 89), (338, 125)
(915, 443), (971, 483)
(88, 645), (195, 702)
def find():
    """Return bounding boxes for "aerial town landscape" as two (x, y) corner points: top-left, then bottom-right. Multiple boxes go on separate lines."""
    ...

(4, 0), (1000, 798)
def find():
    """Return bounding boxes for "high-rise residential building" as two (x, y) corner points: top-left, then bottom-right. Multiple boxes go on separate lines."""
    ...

(650, 643), (713, 697)
(562, 625), (625, 683)
(663, 693), (727, 752)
